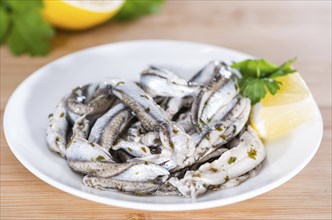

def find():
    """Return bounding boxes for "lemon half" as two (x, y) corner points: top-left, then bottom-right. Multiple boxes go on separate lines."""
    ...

(42, 0), (124, 30)
(250, 73), (315, 139)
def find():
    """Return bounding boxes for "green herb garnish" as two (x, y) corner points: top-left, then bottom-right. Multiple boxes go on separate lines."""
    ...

(232, 58), (297, 104)
(0, 0), (55, 56)
(209, 167), (218, 173)
(224, 175), (229, 182)
(192, 173), (201, 178)
(248, 148), (257, 160)
(228, 156), (237, 164)
(169, 141), (174, 150)
(114, 0), (164, 21)
(219, 134), (226, 140)
(96, 155), (105, 161)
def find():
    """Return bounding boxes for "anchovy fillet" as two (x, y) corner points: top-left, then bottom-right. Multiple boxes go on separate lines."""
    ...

(46, 99), (68, 157)
(108, 79), (167, 131)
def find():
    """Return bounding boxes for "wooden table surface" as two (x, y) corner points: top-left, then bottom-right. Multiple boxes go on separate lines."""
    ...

(1, 1), (331, 219)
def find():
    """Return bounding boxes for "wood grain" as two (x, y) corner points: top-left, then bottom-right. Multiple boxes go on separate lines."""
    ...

(1, 1), (331, 219)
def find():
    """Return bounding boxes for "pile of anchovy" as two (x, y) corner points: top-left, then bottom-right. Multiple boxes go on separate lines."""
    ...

(46, 60), (266, 198)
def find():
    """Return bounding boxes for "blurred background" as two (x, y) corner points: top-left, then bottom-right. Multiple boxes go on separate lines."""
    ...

(1, 1), (331, 219)
(1, 1), (331, 106)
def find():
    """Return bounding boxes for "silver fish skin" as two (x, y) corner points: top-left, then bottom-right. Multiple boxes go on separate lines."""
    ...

(83, 175), (160, 193)
(200, 79), (238, 124)
(159, 122), (195, 169)
(72, 114), (90, 139)
(171, 147), (228, 179)
(140, 66), (199, 97)
(208, 96), (239, 127)
(212, 163), (262, 191)
(67, 84), (98, 115)
(46, 99), (68, 157)
(112, 163), (169, 182)
(68, 160), (135, 178)
(187, 126), (266, 186)
(191, 63), (235, 130)
(112, 140), (151, 158)
(107, 79), (167, 131)
(67, 83), (114, 116)
(90, 104), (133, 150)
(89, 103), (127, 143)
(169, 126), (265, 198)
(66, 136), (112, 163)
(193, 97), (251, 161)
(130, 151), (178, 171)
(168, 177), (207, 198)
(140, 131), (160, 147)
(190, 60), (232, 85)
(176, 111), (193, 132)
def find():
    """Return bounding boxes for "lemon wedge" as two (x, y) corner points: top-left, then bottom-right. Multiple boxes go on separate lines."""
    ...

(42, 0), (124, 30)
(250, 73), (315, 139)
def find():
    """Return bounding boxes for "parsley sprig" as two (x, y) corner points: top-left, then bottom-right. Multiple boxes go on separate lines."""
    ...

(0, 0), (55, 56)
(232, 58), (297, 104)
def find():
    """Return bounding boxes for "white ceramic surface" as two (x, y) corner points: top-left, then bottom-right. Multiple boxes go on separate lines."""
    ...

(3, 40), (323, 211)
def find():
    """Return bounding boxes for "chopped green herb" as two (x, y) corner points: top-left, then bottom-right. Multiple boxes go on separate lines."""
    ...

(209, 167), (218, 173)
(219, 134), (226, 140)
(135, 172), (139, 175)
(60, 112), (65, 117)
(128, 147), (133, 152)
(48, 113), (53, 118)
(172, 129), (178, 134)
(228, 156), (237, 164)
(248, 148), (257, 160)
(169, 141), (174, 150)
(192, 173), (201, 178)
(96, 155), (105, 161)
(89, 142), (95, 147)
(216, 127), (223, 132)
(144, 161), (148, 165)
(224, 175), (229, 182)
(141, 146), (147, 153)
(145, 107), (150, 113)
(205, 135), (211, 141)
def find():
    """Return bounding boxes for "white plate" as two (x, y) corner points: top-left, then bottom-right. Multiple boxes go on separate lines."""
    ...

(3, 40), (323, 211)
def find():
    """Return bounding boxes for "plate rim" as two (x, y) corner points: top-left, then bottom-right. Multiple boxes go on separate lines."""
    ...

(3, 40), (324, 211)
